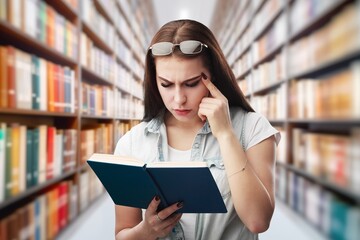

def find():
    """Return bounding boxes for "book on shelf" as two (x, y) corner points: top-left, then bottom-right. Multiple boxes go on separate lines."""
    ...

(0, 123), (5, 202)
(0, 180), (72, 239)
(87, 153), (227, 213)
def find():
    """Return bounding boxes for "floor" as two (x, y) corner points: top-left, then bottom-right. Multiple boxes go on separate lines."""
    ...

(57, 194), (327, 240)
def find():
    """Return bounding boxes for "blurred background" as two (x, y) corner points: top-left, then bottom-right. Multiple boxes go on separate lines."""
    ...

(0, 0), (359, 239)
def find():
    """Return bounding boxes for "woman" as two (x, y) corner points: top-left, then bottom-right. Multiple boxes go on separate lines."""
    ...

(114, 19), (280, 240)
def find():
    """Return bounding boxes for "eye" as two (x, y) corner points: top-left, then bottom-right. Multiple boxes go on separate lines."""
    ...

(185, 80), (200, 87)
(161, 83), (172, 88)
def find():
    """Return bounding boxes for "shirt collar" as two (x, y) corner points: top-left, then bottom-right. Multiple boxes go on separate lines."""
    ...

(144, 110), (165, 135)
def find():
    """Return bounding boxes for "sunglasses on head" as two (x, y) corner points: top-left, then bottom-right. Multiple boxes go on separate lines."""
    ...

(149, 40), (208, 56)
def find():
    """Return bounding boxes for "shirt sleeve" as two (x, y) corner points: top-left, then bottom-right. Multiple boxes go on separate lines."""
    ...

(244, 112), (281, 150)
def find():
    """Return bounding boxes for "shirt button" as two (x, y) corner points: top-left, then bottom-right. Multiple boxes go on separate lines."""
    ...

(193, 143), (200, 148)
(220, 162), (224, 166)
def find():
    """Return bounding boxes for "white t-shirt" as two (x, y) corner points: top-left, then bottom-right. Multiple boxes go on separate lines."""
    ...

(168, 146), (196, 240)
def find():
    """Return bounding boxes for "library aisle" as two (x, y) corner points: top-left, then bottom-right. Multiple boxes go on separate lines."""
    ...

(56, 193), (326, 240)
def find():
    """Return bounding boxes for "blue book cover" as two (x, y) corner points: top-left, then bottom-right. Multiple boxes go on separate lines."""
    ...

(87, 153), (227, 213)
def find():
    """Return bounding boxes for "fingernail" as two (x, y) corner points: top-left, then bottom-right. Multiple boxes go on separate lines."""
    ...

(177, 202), (183, 208)
(155, 196), (160, 201)
(201, 72), (208, 80)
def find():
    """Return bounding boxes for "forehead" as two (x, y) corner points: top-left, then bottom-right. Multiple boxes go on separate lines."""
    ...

(155, 56), (206, 76)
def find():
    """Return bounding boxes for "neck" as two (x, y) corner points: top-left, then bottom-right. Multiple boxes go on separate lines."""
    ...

(164, 111), (204, 130)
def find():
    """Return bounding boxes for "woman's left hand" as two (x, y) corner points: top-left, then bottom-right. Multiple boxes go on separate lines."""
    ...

(198, 76), (233, 139)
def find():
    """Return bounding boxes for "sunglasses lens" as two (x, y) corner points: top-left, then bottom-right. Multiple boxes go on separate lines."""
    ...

(150, 40), (206, 56)
(151, 42), (174, 56)
(180, 40), (203, 54)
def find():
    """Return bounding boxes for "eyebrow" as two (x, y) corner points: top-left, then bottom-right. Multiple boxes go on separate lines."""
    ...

(158, 75), (202, 83)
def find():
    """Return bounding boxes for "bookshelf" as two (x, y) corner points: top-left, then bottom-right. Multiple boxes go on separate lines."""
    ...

(212, 0), (360, 239)
(0, 0), (156, 238)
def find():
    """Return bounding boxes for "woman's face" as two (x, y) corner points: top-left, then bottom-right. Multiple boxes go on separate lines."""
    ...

(155, 56), (210, 124)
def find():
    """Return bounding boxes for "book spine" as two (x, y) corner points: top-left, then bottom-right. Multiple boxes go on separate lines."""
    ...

(26, 129), (33, 189)
(31, 55), (40, 110)
(0, 46), (8, 108)
(5, 127), (12, 199)
(18, 125), (27, 192)
(0, 0), (7, 20)
(144, 165), (169, 210)
(47, 62), (54, 112)
(0, 123), (5, 202)
(39, 58), (47, 111)
(32, 128), (39, 186)
(7, 46), (16, 108)
(11, 125), (20, 196)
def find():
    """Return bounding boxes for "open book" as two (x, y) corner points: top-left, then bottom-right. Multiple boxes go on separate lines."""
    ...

(87, 153), (227, 213)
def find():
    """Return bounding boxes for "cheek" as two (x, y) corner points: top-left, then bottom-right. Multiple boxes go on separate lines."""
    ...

(158, 88), (172, 102)
(191, 89), (209, 104)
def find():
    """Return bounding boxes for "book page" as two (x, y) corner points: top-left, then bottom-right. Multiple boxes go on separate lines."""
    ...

(88, 153), (144, 167)
(147, 161), (207, 168)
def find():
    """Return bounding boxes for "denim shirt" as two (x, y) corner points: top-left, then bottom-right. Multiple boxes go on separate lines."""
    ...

(114, 107), (280, 240)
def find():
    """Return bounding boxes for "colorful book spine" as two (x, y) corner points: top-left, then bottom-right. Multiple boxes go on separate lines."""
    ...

(7, 46), (16, 108)
(0, 123), (5, 202)
(32, 127), (39, 186)
(31, 55), (40, 110)
(0, 46), (8, 108)
(26, 129), (34, 188)
(5, 127), (12, 199)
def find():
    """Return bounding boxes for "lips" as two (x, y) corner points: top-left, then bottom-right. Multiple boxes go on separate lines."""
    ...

(174, 109), (191, 115)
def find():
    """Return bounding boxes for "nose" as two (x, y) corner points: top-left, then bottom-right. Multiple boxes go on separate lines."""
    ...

(174, 87), (186, 104)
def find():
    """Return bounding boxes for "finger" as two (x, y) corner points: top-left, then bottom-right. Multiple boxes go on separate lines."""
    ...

(198, 107), (212, 121)
(198, 102), (211, 121)
(158, 201), (183, 220)
(198, 98), (223, 117)
(148, 196), (161, 214)
(198, 111), (206, 121)
(156, 214), (182, 238)
(201, 74), (225, 100)
(163, 213), (182, 230)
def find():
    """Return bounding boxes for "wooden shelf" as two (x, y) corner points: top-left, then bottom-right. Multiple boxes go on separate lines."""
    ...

(93, 0), (115, 26)
(288, 118), (360, 126)
(81, 65), (113, 86)
(81, 21), (113, 55)
(252, 79), (285, 96)
(44, 0), (78, 22)
(288, 49), (360, 80)
(0, 20), (77, 67)
(236, 67), (251, 80)
(277, 162), (360, 204)
(0, 108), (77, 117)
(289, 0), (351, 43)
(253, 7), (284, 42)
(225, 2), (252, 59)
(81, 114), (114, 120)
(252, 42), (285, 68)
(0, 169), (77, 217)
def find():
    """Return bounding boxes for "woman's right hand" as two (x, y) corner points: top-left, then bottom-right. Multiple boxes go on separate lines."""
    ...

(139, 196), (183, 239)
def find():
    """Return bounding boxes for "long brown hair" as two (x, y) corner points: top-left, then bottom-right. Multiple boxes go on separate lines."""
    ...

(143, 19), (254, 121)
